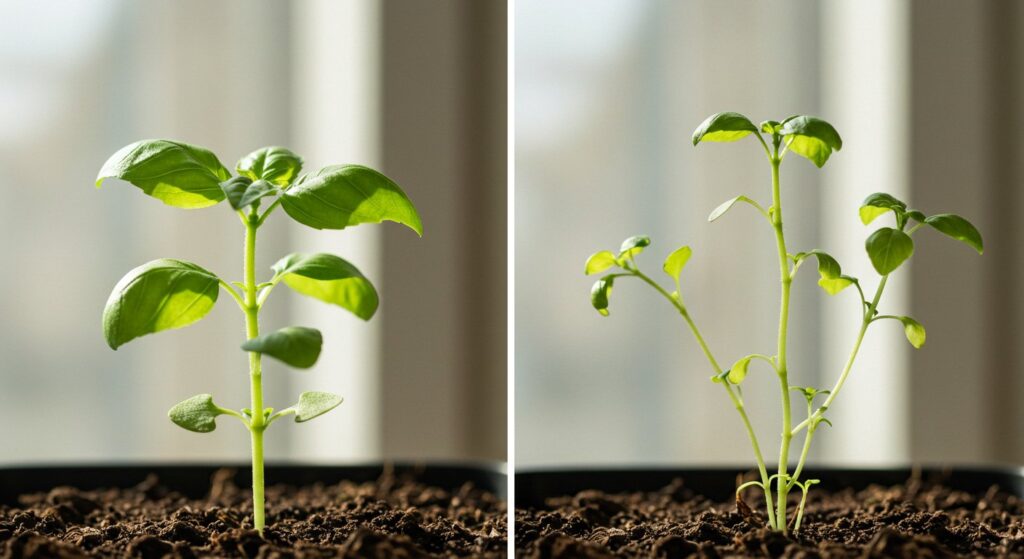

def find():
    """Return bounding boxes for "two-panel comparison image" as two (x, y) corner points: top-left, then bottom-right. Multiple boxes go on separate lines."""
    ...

(0, 1), (1018, 557)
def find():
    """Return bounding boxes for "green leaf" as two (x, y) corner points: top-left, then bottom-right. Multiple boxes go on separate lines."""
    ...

(585, 251), (618, 275)
(779, 116), (843, 167)
(662, 246), (692, 283)
(271, 253), (378, 320)
(859, 192), (907, 225)
(619, 235), (651, 259)
(281, 165), (422, 236)
(899, 316), (926, 348)
(906, 210), (927, 223)
(219, 177), (278, 211)
(103, 259), (220, 350)
(760, 120), (781, 134)
(798, 250), (855, 295)
(241, 326), (323, 369)
(728, 356), (753, 384)
(708, 195), (761, 222)
(591, 276), (614, 317)
(294, 391), (343, 422)
(924, 214), (984, 254)
(692, 112), (758, 145)
(236, 146), (303, 186)
(168, 394), (225, 433)
(865, 227), (914, 275)
(96, 140), (231, 208)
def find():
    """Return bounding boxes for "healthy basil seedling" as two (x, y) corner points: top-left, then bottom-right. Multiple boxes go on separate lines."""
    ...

(586, 113), (982, 533)
(97, 141), (421, 532)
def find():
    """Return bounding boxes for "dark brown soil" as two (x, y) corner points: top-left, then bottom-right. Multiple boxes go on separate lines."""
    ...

(515, 475), (1024, 558)
(0, 468), (506, 558)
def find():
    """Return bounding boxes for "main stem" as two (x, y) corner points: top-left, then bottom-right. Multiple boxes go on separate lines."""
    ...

(769, 152), (794, 533)
(244, 212), (266, 533)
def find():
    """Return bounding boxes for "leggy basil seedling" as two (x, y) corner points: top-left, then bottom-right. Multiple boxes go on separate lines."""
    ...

(586, 113), (982, 533)
(97, 141), (421, 532)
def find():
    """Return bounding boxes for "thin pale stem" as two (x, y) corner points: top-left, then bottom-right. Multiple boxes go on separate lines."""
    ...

(243, 212), (267, 533)
(769, 152), (794, 533)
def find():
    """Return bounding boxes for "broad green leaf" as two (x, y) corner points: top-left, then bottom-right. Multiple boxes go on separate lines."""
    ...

(281, 165), (422, 236)
(899, 316), (926, 348)
(663, 246), (692, 283)
(241, 326), (322, 369)
(220, 177), (278, 210)
(708, 196), (760, 222)
(168, 394), (225, 433)
(103, 259), (220, 350)
(779, 116), (843, 168)
(924, 214), (984, 254)
(236, 146), (303, 186)
(859, 192), (907, 225)
(799, 250), (854, 295)
(692, 112), (758, 145)
(619, 235), (651, 259)
(591, 276), (614, 317)
(96, 140), (231, 208)
(271, 253), (378, 320)
(728, 356), (752, 384)
(294, 391), (343, 422)
(585, 251), (618, 275)
(865, 227), (914, 275)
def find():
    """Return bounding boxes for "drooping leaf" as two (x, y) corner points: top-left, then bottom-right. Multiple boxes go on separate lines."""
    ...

(865, 227), (914, 275)
(236, 146), (303, 186)
(281, 165), (422, 235)
(294, 391), (343, 422)
(103, 259), (220, 349)
(728, 356), (753, 384)
(271, 253), (378, 320)
(168, 394), (225, 433)
(899, 316), (926, 348)
(924, 214), (984, 254)
(585, 251), (618, 275)
(619, 235), (651, 260)
(798, 250), (855, 295)
(96, 140), (231, 208)
(859, 192), (907, 225)
(591, 276), (614, 316)
(708, 196), (761, 222)
(779, 116), (843, 167)
(663, 246), (692, 283)
(220, 177), (278, 210)
(692, 112), (759, 145)
(241, 326), (323, 369)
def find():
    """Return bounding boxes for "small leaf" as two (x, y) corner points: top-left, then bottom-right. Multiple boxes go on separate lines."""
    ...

(924, 214), (984, 254)
(779, 116), (843, 167)
(294, 391), (343, 422)
(859, 192), (907, 225)
(103, 259), (220, 349)
(619, 235), (651, 259)
(168, 394), (224, 433)
(281, 165), (422, 236)
(96, 139), (231, 208)
(728, 356), (753, 384)
(865, 227), (914, 275)
(271, 253), (378, 320)
(798, 250), (854, 295)
(906, 210), (926, 223)
(236, 146), (303, 186)
(708, 196), (760, 222)
(663, 246), (693, 283)
(585, 251), (618, 275)
(220, 177), (278, 210)
(591, 276), (614, 316)
(899, 316), (926, 348)
(241, 326), (323, 369)
(710, 370), (730, 384)
(692, 112), (759, 145)
(760, 120), (781, 134)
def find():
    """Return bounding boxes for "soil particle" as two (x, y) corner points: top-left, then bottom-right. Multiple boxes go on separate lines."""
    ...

(0, 469), (505, 558)
(515, 476), (1024, 558)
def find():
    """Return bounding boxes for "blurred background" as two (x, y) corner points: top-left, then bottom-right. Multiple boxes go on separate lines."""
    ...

(0, 0), (506, 464)
(517, 0), (1020, 467)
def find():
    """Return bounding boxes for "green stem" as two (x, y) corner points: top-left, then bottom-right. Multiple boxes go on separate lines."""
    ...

(244, 212), (266, 533)
(769, 153), (794, 533)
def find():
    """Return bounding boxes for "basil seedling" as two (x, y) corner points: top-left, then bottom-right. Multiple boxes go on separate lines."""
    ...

(98, 141), (421, 532)
(586, 113), (982, 533)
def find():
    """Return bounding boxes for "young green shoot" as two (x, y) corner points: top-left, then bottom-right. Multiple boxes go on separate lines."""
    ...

(97, 141), (422, 532)
(586, 112), (983, 533)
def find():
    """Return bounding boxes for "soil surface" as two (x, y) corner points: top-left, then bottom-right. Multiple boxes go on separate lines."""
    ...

(516, 474), (1024, 558)
(0, 468), (506, 558)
